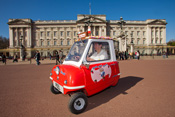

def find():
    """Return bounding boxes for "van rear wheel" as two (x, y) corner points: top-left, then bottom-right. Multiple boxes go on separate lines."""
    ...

(68, 92), (88, 114)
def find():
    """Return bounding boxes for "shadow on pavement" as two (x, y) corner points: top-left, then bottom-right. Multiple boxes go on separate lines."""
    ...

(86, 76), (144, 112)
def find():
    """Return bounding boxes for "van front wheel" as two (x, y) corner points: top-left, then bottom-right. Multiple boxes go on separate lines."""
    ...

(68, 92), (88, 114)
(50, 83), (61, 94)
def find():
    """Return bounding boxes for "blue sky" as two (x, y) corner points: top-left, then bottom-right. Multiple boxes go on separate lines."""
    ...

(0, 0), (175, 42)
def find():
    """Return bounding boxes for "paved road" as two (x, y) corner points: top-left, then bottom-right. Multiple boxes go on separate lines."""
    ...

(0, 60), (175, 117)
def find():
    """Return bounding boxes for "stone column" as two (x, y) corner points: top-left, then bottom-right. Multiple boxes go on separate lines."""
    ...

(71, 27), (73, 45)
(38, 29), (40, 47)
(93, 26), (96, 36)
(27, 27), (32, 47)
(57, 27), (60, 45)
(64, 27), (66, 45)
(163, 27), (166, 44)
(154, 27), (156, 44)
(99, 26), (102, 36)
(119, 38), (122, 51)
(103, 26), (106, 37)
(16, 28), (19, 46)
(130, 43), (134, 53)
(158, 27), (160, 43)
(51, 28), (53, 46)
(44, 28), (47, 46)
(22, 28), (24, 45)
(9, 28), (14, 48)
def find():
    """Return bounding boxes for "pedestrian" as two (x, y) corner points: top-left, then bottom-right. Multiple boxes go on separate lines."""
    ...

(136, 50), (140, 60)
(125, 51), (128, 60)
(166, 51), (168, 58)
(49, 53), (52, 60)
(13, 53), (18, 62)
(122, 51), (124, 60)
(35, 51), (41, 65)
(2, 54), (6, 64)
(163, 51), (166, 58)
(59, 50), (63, 64)
(55, 52), (59, 65)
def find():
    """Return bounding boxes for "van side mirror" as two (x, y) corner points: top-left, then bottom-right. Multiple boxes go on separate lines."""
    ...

(82, 61), (90, 69)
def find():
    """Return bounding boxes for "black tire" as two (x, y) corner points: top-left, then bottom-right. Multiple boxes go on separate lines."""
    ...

(68, 92), (88, 114)
(50, 83), (61, 94)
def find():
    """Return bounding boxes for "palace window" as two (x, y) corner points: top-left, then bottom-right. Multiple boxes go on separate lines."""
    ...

(160, 39), (162, 44)
(61, 31), (63, 36)
(137, 39), (140, 45)
(156, 39), (158, 44)
(156, 31), (158, 37)
(151, 39), (154, 44)
(143, 39), (145, 45)
(113, 31), (116, 36)
(41, 32), (43, 37)
(151, 31), (154, 37)
(137, 31), (140, 36)
(143, 31), (145, 36)
(125, 31), (128, 35)
(54, 31), (57, 37)
(61, 40), (63, 45)
(96, 30), (99, 36)
(160, 31), (162, 37)
(67, 40), (70, 45)
(67, 31), (70, 36)
(47, 31), (50, 37)
(73, 31), (76, 36)
(47, 40), (50, 46)
(25, 31), (27, 37)
(131, 31), (134, 37)
(54, 40), (57, 46)
(41, 40), (43, 46)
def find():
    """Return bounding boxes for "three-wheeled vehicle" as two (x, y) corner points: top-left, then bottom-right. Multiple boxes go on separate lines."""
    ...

(49, 35), (120, 114)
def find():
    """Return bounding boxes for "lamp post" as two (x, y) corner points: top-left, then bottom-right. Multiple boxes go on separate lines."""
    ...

(117, 17), (126, 51)
(130, 33), (134, 54)
(20, 35), (24, 60)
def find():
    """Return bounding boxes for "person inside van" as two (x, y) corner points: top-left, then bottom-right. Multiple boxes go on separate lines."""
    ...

(87, 42), (108, 61)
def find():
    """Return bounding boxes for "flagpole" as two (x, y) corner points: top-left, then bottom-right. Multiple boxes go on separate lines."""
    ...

(89, 3), (91, 15)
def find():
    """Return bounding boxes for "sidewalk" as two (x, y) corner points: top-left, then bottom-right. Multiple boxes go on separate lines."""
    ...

(0, 58), (57, 66)
(1, 55), (175, 65)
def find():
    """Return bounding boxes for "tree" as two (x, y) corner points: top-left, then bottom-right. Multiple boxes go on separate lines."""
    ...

(0, 36), (9, 49)
(167, 39), (175, 46)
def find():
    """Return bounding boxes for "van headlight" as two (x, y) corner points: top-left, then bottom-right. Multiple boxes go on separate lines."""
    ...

(54, 66), (60, 75)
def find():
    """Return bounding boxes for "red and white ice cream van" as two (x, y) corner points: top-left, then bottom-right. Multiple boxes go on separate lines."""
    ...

(49, 36), (120, 114)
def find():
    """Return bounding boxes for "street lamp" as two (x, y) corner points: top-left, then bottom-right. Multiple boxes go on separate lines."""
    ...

(20, 35), (24, 60)
(20, 35), (23, 47)
(117, 17), (126, 51)
(118, 17), (126, 32)
(130, 33), (134, 54)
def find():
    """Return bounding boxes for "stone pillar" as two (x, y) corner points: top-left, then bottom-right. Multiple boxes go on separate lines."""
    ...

(99, 26), (102, 36)
(27, 27), (31, 47)
(119, 38), (122, 51)
(154, 28), (156, 44)
(71, 27), (73, 45)
(163, 27), (166, 44)
(16, 28), (19, 46)
(158, 27), (160, 43)
(93, 26), (96, 36)
(64, 27), (66, 45)
(57, 27), (60, 45)
(130, 43), (134, 53)
(9, 28), (14, 48)
(51, 28), (53, 46)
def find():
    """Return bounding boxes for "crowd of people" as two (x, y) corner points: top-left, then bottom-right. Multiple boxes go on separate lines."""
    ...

(0, 49), (171, 65)
(117, 50), (140, 60)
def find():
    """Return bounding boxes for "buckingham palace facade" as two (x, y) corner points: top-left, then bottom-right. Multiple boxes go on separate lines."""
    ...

(8, 14), (167, 58)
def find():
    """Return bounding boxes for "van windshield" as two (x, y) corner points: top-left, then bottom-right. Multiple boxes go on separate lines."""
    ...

(65, 39), (88, 62)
